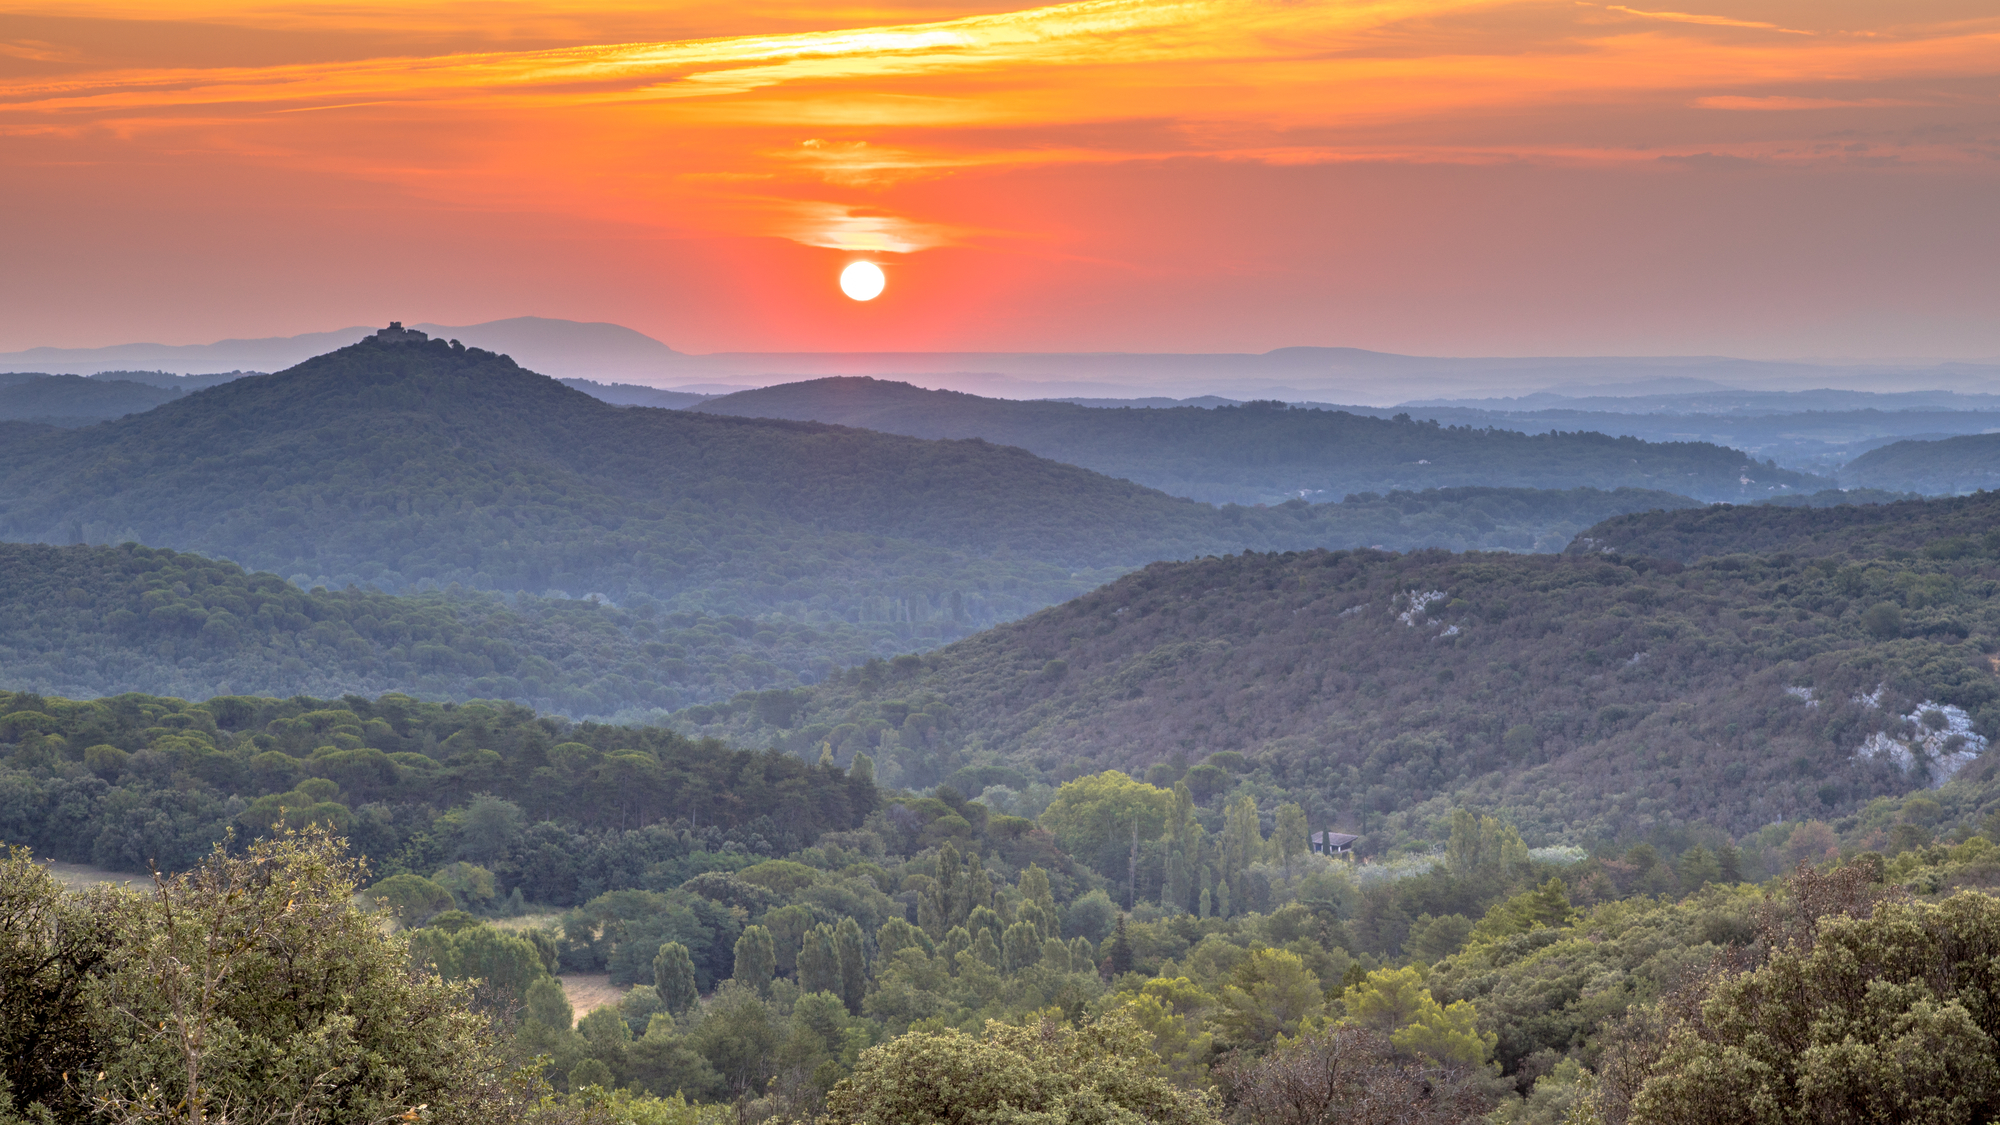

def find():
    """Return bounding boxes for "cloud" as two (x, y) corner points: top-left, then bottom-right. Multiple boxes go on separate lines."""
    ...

(766, 200), (968, 252)
(1694, 95), (1922, 111)
(1656, 151), (1765, 170)
(0, 0), (1993, 253)
(1600, 5), (1812, 35)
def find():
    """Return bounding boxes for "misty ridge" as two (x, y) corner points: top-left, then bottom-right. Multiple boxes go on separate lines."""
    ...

(12, 321), (2000, 1125)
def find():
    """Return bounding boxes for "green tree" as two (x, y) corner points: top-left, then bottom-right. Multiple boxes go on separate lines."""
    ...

(1226, 1024), (1489, 1125)
(364, 873), (455, 929)
(654, 941), (699, 1015)
(1018, 863), (1056, 918)
(0, 845), (115, 1123)
(1273, 802), (1309, 881)
(87, 827), (524, 1125)
(1467, 878), (1575, 945)
(733, 925), (777, 997)
(1404, 913), (1475, 963)
(1219, 795), (1265, 916)
(919, 843), (960, 939)
(834, 916), (867, 1016)
(1444, 810), (1530, 882)
(429, 861), (498, 913)
(524, 975), (574, 1030)
(822, 1012), (1220, 1125)
(1002, 921), (1042, 973)
(690, 981), (782, 1097)
(1039, 772), (1174, 873)
(579, 1005), (634, 1075)
(1342, 966), (1495, 1067)
(408, 919), (555, 1008)
(1214, 947), (1325, 1048)
(799, 924), (841, 997)
(1108, 913), (1134, 976)
(1592, 890), (2000, 1125)
(1163, 782), (1198, 913)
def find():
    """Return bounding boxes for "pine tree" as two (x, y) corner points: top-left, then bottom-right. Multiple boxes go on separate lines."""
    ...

(799, 924), (841, 997)
(1716, 842), (1743, 883)
(1274, 802), (1309, 881)
(1019, 863), (1055, 917)
(733, 925), (776, 997)
(653, 941), (699, 1015)
(962, 852), (994, 921)
(971, 928), (1001, 969)
(1108, 913), (1133, 976)
(834, 916), (866, 1015)
(921, 842), (962, 939)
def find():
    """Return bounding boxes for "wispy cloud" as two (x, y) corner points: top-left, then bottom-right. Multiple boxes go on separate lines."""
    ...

(1601, 5), (1812, 36)
(1693, 95), (1925, 111)
(2, 0), (1994, 255)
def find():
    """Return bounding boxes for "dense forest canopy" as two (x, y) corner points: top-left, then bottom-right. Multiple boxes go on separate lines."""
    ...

(0, 541), (902, 716)
(677, 511), (2000, 845)
(0, 686), (875, 885)
(1841, 432), (2000, 495)
(1570, 489), (2000, 563)
(693, 377), (1826, 505)
(11, 674), (2000, 1125)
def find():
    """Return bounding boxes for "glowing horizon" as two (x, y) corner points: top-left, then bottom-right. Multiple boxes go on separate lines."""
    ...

(1, 0), (1995, 356)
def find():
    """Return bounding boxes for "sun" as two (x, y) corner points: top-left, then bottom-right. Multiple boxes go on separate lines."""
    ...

(839, 260), (886, 301)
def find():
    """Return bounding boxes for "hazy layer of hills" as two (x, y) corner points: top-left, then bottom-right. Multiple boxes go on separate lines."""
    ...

(693, 377), (1824, 505)
(1839, 433), (2000, 495)
(559, 377), (713, 410)
(675, 494), (2000, 841)
(0, 374), (181, 426)
(0, 335), (1718, 695)
(1403, 384), (2000, 415)
(1570, 490), (2000, 563)
(1383, 404), (2000, 478)
(13, 314), (1992, 400)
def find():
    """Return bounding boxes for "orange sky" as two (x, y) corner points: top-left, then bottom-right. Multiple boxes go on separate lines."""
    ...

(2, 0), (1996, 356)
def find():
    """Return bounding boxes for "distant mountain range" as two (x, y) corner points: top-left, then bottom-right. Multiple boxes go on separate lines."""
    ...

(687, 376), (1825, 505)
(8, 316), (1995, 403)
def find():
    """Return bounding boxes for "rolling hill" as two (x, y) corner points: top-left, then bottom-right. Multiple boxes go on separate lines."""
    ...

(1839, 432), (2000, 495)
(1567, 490), (2000, 563)
(673, 497), (2000, 846)
(0, 375), (180, 426)
(0, 329), (1704, 681)
(0, 541), (910, 717)
(692, 377), (1828, 505)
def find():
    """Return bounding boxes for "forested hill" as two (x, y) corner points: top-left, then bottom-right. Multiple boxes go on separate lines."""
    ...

(0, 334), (1702, 656)
(693, 376), (1828, 505)
(0, 374), (179, 426)
(1568, 491), (2000, 563)
(678, 539), (2000, 845)
(1841, 432), (2000, 495)
(0, 541), (911, 717)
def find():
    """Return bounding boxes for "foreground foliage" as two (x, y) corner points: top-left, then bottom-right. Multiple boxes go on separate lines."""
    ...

(0, 831), (535, 1125)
